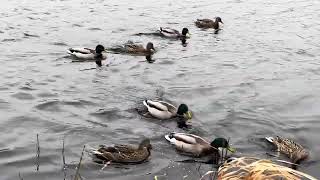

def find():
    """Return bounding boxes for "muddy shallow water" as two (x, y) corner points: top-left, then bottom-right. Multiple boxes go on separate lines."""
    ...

(0, 0), (320, 179)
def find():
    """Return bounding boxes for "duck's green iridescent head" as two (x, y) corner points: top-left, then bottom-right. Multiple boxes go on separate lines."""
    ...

(211, 138), (235, 153)
(216, 17), (223, 24)
(146, 42), (155, 53)
(95, 44), (105, 54)
(181, 28), (191, 38)
(177, 104), (192, 120)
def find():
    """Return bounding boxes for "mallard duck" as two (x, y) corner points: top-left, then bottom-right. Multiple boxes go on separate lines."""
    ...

(266, 136), (309, 164)
(216, 157), (317, 180)
(67, 44), (107, 61)
(125, 42), (155, 55)
(91, 139), (152, 164)
(108, 41), (155, 56)
(195, 17), (223, 29)
(164, 133), (235, 157)
(142, 100), (192, 120)
(159, 27), (190, 39)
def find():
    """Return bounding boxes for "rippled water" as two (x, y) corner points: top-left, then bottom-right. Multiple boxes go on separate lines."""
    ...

(1, 0), (320, 179)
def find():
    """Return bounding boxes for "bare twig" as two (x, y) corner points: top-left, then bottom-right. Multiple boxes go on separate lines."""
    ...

(197, 162), (202, 178)
(74, 145), (85, 180)
(220, 147), (224, 165)
(213, 170), (218, 180)
(275, 159), (300, 166)
(18, 172), (23, 180)
(36, 134), (40, 171)
(62, 138), (66, 166)
(226, 138), (230, 157)
(62, 138), (67, 180)
(100, 161), (112, 171)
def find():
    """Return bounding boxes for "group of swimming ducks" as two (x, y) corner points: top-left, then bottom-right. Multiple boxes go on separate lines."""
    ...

(67, 17), (224, 65)
(66, 17), (317, 179)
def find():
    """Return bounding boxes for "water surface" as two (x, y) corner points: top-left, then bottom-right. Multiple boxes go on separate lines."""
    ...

(0, 0), (320, 179)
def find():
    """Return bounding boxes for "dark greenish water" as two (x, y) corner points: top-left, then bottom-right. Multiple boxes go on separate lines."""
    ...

(0, 0), (319, 179)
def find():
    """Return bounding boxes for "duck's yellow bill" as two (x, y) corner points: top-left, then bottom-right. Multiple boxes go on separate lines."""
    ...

(227, 146), (236, 153)
(186, 33), (191, 38)
(183, 111), (193, 120)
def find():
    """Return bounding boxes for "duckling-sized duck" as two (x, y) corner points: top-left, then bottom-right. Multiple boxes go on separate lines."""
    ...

(108, 41), (155, 56)
(67, 44), (107, 61)
(266, 136), (309, 164)
(143, 99), (192, 119)
(195, 17), (223, 30)
(165, 133), (235, 157)
(91, 138), (152, 164)
(159, 27), (190, 39)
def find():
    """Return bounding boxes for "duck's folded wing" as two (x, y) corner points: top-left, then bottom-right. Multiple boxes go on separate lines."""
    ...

(147, 108), (172, 119)
(125, 44), (138, 49)
(97, 146), (119, 153)
(70, 52), (95, 60)
(188, 134), (210, 144)
(114, 145), (136, 153)
(125, 44), (144, 52)
(144, 100), (169, 111)
(157, 101), (177, 112)
(174, 133), (209, 145)
(172, 133), (197, 144)
(197, 19), (213, 23)
(160, 27), (179, 34)
(68, 47), (92, 54)
(278, 136), (305, 150)
(174, 140), (201, 155)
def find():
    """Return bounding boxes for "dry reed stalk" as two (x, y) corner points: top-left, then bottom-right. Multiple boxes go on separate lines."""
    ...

(36, 134), (40, 171)
(73, 145), (85, 180)
(18, 172), (23, 180)
(62, 138), (67, 180)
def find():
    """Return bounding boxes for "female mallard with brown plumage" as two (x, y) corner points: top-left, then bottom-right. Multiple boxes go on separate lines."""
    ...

(165, 132), (235, 157)
(91, 138), (152, 164)
(107, 41), (155, 56)
(266, 136), (309, 164)
(195, 17), (223, 30)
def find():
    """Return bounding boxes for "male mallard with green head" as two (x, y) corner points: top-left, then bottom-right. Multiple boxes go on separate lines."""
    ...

(195, 17), (223, 30)
(91, 138), (152, 164)
(266, 136), (309, 164)
(67, 44), (107, 60)
(142, 100), (192, 128)
(165, 133), (235, 157)
(159, 27), (190, 39)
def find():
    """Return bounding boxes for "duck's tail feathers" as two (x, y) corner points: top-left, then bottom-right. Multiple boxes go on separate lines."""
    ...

(67, 49), (73, 55)
(91, 150), (103, 155)
(265, 137), (274, 143)
(85, 145), (102, 157)
(165, 133), (176, 144)
(143, 100), (149, 107)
